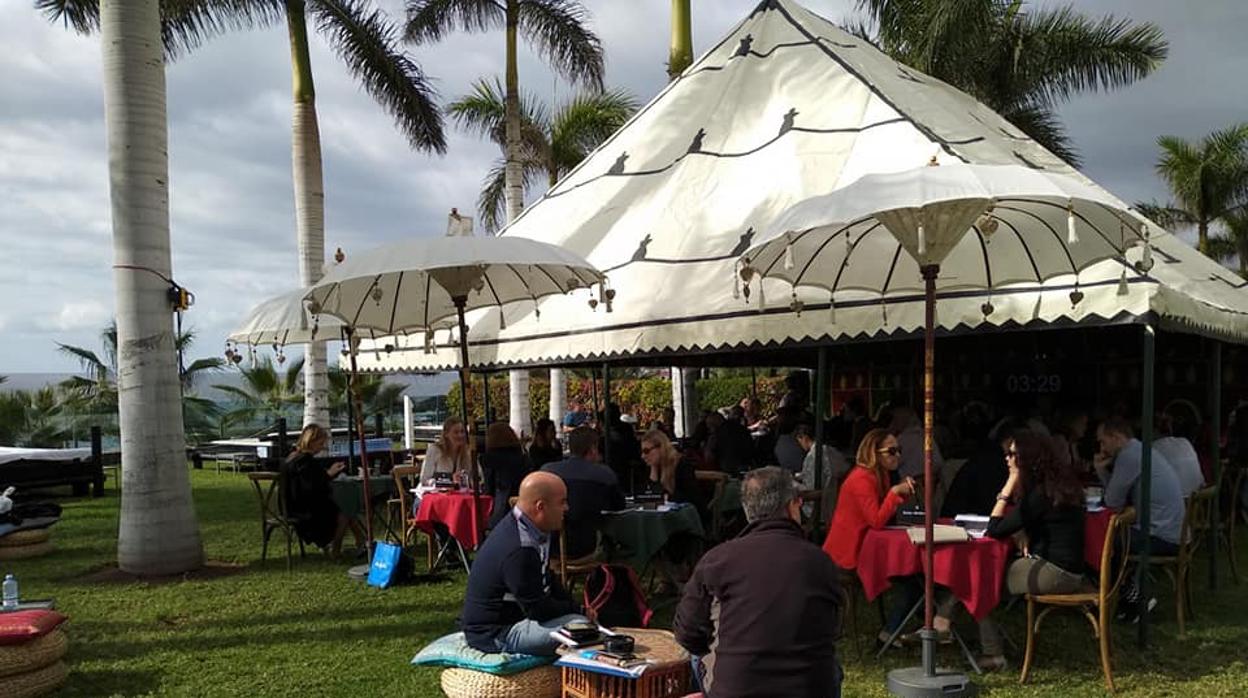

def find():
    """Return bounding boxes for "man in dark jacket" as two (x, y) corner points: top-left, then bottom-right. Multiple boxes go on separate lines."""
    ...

(675, 466), (844, 698)
(542, 426), (626, 558)
(461, 471), (587, 655)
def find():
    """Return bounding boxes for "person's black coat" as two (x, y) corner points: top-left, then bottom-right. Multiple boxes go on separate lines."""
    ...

(282, 452), (341, 547)
(642, 457), (708, 520)
(483, 446), (533, 529)
(527, 442), (563, 470)
(940, 439), (1008, 517)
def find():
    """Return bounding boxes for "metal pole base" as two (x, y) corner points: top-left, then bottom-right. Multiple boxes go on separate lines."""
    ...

(887, 666), (975, 697)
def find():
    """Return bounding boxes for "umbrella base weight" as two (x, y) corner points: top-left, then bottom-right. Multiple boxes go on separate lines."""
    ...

(887, 667), (975, 697)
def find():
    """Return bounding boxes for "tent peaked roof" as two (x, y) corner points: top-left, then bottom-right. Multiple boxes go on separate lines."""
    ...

(361, 0), (1248, 372)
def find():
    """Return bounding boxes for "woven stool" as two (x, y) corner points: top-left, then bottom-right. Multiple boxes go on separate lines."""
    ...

(440, 665), (561, 698)
(0, 629), (68, 678)
(0, 541), (54, 561)
(0, 529), (51, 547)
(0, 660), (68, 698)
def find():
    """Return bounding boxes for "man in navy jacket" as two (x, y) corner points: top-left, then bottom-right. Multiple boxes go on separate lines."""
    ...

(461, 471), (587, 655)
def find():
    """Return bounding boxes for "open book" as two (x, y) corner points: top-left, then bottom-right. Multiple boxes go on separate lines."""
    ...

(906, 525), (970, 545)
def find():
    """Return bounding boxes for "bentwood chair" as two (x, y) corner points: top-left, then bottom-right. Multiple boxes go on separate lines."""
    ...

(507, 495), (599, 592)
(247, 472), (305, 571)
(1021, 507), (1136, 692)
(1220, 464), (1245, 584)
(390, 465), (435, 571)
(695, 470), (731, 540)
(1127, 485), (1216, 635)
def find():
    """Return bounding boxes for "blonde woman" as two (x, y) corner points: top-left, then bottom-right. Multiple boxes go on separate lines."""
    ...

(640, 429), (707, 518)
(283, 424), (364, 557)
(420, 416), (476, 485)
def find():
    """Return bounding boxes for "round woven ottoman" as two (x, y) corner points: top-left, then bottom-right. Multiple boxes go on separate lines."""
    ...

(0, 529), (51, 547)
(0, 541), (54, 561)
(0, 660), (68, 698)
(440, 665), (561, 698)
(0, 629), (68, 678)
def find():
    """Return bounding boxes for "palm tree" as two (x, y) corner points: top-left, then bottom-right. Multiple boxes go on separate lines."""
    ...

(38, 0), (448, 433)
(327, 366), (405, 425)
(448, 77), (636, 231)
(668, 0), (692, 82)
(406, 0), (604, 438)
(214, 355), (306, 427)
(1209, 211), (1248, 277)
(100, 0), (203, 575)
(854, 0), (1167, 166)
(1138, 123), (1248, 255)
(0, 388), (70, 448)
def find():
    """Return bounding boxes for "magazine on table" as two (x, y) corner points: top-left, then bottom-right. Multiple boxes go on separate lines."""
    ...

(905, 524), (970, 545)
(555, 650), (654, 678)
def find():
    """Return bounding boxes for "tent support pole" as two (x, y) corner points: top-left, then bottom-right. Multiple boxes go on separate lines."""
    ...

(482, 371), (491, 429)
(814, 346), (829, 534)
(920, 264), (938, 675)
(602, 362), (612, 473)
(1209, 339), (1222, 589)
(1137, 323), (1155, 649)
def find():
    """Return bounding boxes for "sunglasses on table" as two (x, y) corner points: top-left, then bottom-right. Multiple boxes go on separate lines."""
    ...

(877, 447), (901, 456)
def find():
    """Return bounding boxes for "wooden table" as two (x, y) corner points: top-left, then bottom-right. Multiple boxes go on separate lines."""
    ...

(560, 628), (691, 698)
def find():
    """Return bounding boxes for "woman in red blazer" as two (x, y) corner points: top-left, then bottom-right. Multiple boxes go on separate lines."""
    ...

(822, 428), (916, 647)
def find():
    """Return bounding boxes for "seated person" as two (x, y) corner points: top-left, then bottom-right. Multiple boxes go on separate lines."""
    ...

(542, 427), (626, 558)
(282, 424), (364, 558)
(420, 416), (476, 486)
(461, 471), (588, 656)
(676, 467), (844, 698)
(891, 406), (943, 482)
(794, 423), (851, 523)
(707, 411), (756, 475)
(639, 429), (707, 519)
(1154, 415), (1204, 497)
(562, 399), (592, 434)
(939, 419), (1021, 518)
(1095, 416), (1185, 620)
(822, 428), (916, 647)
(482, 423), (534, 530)
(527, 418), (564, 470)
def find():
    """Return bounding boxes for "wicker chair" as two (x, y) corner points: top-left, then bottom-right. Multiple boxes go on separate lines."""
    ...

(247, 472), (305, 571)
(1020, 507), (1136, 692)
(390, 465), (436, 571)
(1126, 485), (1216, 635)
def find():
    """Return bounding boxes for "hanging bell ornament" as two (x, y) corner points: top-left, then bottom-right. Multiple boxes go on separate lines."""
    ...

(334, 247), (345, 263)
(789, 292), (804, 317)
(371, 286), (384, 303)
(981, 301), (995, 317)
(1069, 289), (1084, 307)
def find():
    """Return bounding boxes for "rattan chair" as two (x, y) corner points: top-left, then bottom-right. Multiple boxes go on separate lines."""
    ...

(247, 472), (305, 571)
(390, 464), (436, 571)
(1126, 485), (1215, 635)
(1020, 507), (1136, 692)
(695, 470), (731, 540)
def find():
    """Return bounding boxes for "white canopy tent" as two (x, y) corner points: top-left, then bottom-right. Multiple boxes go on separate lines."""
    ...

(359, 0), (1248, 373)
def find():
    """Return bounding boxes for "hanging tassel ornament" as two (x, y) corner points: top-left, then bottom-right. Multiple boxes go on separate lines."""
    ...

(533, 297), (541, 322)
(828, 294), (836, 325)
(917, 221), (927, 257)
(757, 277), (766, 311)
(1066, 201), (1079, 245)
(789, 291), (804, 317)
(423, 329), (434, 355)
(881, 300), (889, 326)
(783, 234), (795, 271)
(1137, 224), (1155, 273)
(498, 307), (507, 330)
(732, 266), (741, 299)
(1117, 267), (1130, 296)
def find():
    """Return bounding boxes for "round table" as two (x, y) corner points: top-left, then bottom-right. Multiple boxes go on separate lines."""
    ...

(330, 475), (394, 520)
(559, 628), (691, 698)
(856, 528), (1011, 621)
(414, 491), (493, 550)
(600, 505), (704, 569)
(1084, 508), (1116, 570)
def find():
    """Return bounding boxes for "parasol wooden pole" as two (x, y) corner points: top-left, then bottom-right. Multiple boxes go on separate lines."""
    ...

(921, 264), (938, 676)
(346, 330), (374, 557)
(455, 296), (483, 545)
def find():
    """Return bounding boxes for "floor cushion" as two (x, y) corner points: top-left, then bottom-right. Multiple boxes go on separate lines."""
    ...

(440, 665), (560, 698)
(0, 529), (51, 547)
(0, 541), (54, 561)
(0, 629), (68, 678)
(0, 611), (68, 646)
(412, 631), (553, 675)
(0, 660), (68, 698)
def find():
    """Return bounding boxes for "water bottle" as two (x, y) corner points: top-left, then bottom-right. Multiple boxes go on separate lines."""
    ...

(1, 574), (17, 611)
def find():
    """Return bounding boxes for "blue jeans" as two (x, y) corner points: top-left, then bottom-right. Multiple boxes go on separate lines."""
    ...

(496, 613), (588, 656)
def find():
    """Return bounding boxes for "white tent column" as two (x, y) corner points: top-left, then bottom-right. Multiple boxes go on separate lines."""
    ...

(671, 366), (699, 438)
(549, 368), (567, 425)
(402, 394), (414, 450)
(510, 369), (531, 438)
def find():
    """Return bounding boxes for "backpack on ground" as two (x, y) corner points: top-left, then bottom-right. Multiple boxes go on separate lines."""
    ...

(582, 564), (653, 628)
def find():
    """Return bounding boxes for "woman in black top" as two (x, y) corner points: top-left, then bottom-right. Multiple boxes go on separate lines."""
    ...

(482, 422), (533, 529)
(282, 424), (364, 557)
(527, 418), (563, 469)
(986, 430), (1087, 593)
(640, 429), (707, 520)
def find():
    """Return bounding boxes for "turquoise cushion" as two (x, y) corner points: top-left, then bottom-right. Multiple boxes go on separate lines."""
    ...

(411, 632), (553, 675)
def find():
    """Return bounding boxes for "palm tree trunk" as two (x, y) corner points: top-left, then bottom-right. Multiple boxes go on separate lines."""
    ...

(504, 0), (531, 437)
(668, 0), (693, 81)
(288, 1), (331, 430)
(100, 0), (203, 575)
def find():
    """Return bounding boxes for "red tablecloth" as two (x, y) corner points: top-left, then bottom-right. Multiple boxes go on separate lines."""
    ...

(414, 492), (493, 550)
(856, 529), (1011, 621)
(1084, 508), (1115, 571)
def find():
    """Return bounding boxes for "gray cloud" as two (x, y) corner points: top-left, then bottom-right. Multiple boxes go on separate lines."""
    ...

(1, 0), (1243, 371)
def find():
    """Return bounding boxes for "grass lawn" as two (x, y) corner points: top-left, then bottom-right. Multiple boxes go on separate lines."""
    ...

(5, 469), (1248, 697)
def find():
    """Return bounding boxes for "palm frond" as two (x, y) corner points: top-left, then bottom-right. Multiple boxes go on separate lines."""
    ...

(517, 0), (604, 89)
(403, 0), (504, 43)
(999, 101), (1080, 167)
(313, 0), (447, 153)
(549, 88), (635, 170)
(478, 160), (510, 232)
(1134, 200), (1195, 232)
(283, 357), (307, 394)
(448, 76), (550, 148)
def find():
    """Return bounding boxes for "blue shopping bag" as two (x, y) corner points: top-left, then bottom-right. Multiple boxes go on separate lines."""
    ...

(367, 542), (403, 589)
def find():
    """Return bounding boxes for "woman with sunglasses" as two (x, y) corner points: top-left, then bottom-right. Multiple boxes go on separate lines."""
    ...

(640, 429), (707, 519)
(822, 428), (916, 646)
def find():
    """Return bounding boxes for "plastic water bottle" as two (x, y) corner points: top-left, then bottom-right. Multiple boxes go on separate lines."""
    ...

(1, 574), (17, 611)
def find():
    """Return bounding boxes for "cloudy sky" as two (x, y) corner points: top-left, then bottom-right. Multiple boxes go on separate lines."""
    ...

(1, 0), (1245, 373)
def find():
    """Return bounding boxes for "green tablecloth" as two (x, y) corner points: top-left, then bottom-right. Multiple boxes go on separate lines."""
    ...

(716, 480), (742, 515)
(600, 505), (704, 569)
(330, 476), (394, 520)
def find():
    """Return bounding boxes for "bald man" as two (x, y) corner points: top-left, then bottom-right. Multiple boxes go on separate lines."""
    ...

(461, 471), (589, 655)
